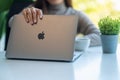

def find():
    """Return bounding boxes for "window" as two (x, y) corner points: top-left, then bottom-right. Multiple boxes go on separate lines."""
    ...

(73, 0), (120, 26)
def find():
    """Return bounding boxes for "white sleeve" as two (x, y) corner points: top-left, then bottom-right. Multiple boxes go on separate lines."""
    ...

(8, 16), (14, 28)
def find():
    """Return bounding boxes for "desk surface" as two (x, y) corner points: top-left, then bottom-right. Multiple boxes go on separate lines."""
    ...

(0, 46), (120, 80)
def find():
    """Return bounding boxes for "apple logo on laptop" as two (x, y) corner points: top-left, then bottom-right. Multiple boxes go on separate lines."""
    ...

(38, 31), (45, 40)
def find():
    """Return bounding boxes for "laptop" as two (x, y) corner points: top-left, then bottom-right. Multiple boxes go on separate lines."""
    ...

(6, 15), (82, 61)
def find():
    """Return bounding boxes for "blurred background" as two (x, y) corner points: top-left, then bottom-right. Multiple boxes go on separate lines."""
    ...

(0, 0), (120, 51)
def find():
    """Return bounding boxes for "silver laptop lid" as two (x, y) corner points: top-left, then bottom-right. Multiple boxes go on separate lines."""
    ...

(6, 15), (78, 61)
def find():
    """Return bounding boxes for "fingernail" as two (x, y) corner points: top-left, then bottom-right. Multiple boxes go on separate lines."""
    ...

(27, 21), (29, 23)
(34, 22), (37, 24)
(40, 15), (43, 18)
(40, 16), (43, 20)
(40, 17), (43, 20)
(30, 21), (33, 25)
(34, 20), (37, 23)
(26, 19), (29, 23)
(40, 18), (43, 20)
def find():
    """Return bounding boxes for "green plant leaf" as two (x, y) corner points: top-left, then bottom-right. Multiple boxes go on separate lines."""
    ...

(98, 16), (120, 35)
(0, 11), (8, 39)
(0, 0), (13, 12)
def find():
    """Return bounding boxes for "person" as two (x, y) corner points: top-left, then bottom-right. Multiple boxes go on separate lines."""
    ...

(8, 0), (101, 47)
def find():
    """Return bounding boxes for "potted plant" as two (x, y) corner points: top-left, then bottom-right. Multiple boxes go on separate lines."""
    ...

(98, 16), (120, 53)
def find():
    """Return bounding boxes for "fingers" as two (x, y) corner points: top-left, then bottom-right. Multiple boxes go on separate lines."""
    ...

(36, 9), (43, 20)
(22, 7), (43, 25)
(27, 8), (33, 25)
(22, 8), (33, 24)
(22, 9), (29, 23)
(31, 7), (37, 24)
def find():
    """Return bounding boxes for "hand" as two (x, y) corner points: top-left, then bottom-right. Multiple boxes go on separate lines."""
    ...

(22, 7), (43, 25)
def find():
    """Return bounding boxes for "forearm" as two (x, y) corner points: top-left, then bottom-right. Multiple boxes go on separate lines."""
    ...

(77, 11), (102, 46)
(79, 24), (101, 46)
(78, 24), (101, 46)
(9, 16), (14, 28)
(84, 33), (101, 46)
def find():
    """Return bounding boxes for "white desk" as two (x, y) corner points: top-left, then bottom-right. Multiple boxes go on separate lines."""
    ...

(0, 46), (120, 80)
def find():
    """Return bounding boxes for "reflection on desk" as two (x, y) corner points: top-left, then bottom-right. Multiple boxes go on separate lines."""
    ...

(0, 45), (120, 80)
